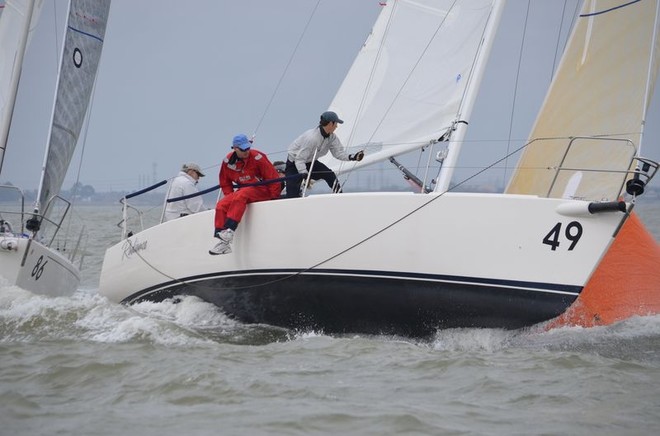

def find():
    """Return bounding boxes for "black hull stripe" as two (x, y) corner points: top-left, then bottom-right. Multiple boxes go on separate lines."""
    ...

(123, 268), (582, 305)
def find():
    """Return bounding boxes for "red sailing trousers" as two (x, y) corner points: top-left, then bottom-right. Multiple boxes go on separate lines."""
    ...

(214, 186), (273, 229)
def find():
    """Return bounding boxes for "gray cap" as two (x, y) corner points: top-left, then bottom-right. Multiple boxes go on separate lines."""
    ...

(320, 111), (343, 124)
(182, 163), (205, 177)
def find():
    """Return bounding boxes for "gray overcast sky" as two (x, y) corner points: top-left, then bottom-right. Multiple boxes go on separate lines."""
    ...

(4, 0), (660, 193)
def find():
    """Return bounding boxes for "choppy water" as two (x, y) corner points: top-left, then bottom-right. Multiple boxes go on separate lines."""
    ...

(2, 200), (659, 435)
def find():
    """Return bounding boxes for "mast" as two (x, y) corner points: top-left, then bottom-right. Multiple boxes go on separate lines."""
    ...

(637, 0), (660, 158)
(32, 0), (71, 216)
(433, 0), (506, 193)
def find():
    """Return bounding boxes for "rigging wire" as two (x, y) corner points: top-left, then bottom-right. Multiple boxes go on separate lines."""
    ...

(62, 81), (97, 252)
(250, 0), (322, 140)
(504, 0), (581, 190)
(501, 0), (531, 189)
(333, 1), (399, 187)
(414, 147), (426, 192)
(52, 0), (61, 77)
(551, 1), (568, 78)
(551, 1), (580, 82)
(344, 0), (397, 149)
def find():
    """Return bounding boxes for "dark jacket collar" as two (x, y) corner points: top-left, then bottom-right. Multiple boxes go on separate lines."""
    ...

(318, 125), (330, 138)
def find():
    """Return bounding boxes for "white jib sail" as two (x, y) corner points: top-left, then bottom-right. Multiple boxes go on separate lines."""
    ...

(0, 0), (43, 174)
(506, 0), (660, 201)
(318, 0), (503, 181)
(34, 0), (111, 217)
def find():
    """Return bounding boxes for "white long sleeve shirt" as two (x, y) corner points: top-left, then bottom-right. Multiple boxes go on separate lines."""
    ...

(164, 172), (205, 221)
(287, 126), (351, 173)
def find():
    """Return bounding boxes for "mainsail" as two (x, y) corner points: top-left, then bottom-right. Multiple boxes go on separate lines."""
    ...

(34, 0), (110, 218)
(319, 0), (504, 182)
(0, 0), (43, 174)
(506, 0), (660, 201)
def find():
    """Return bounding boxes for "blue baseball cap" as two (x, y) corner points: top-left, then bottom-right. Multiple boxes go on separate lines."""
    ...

(232, 134), (251, 150)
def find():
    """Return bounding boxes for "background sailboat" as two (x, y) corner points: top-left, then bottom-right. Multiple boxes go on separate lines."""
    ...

(0, 0), (110, 296)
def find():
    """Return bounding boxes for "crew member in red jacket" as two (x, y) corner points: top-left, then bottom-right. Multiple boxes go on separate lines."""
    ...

(209, 134), (282, 255)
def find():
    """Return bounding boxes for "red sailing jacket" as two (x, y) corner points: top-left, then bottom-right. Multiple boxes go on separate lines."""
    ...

(219, 149), (281, 198)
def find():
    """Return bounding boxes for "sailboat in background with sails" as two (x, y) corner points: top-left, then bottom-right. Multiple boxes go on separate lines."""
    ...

(100, 0), (660, 336)
(0, 0), (110, 295)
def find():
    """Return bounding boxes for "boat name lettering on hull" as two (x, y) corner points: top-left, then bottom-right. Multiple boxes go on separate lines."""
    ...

(122, 238), (148, 260)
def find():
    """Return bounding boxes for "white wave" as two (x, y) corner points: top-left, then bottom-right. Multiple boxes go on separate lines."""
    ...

(426, 314), (660, 356)
(76, 294), (242, 346)
(291, 330), (328, 340)
(4, 279), (659, 350)
(129, 295), (236, 329)
(0, 283), (234, 346)
(518, 315), (660, 347)
(431, 328), (516, 352)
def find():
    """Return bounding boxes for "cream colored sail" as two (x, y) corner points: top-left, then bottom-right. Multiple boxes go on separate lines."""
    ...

(506, 0), (660, 201)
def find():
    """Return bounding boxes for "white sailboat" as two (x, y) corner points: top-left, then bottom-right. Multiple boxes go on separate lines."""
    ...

(0, 0), (110, 295)
(99, 0), (660, 336)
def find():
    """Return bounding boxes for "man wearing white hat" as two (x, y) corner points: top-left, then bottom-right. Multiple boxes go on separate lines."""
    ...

(164, 163), (207, 221)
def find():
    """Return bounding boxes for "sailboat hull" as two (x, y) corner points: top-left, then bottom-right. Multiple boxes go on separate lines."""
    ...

(100, 192), (628, 335)
(0, 236), (80, 296)
(121, 270), (576, 336)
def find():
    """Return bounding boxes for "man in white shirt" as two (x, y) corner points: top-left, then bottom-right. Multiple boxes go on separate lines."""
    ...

(164, 163), (206, 221)
(285, 111), (364, 198)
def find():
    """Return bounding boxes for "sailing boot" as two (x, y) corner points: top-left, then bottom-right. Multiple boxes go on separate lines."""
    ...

(209, 229), (234, 255)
